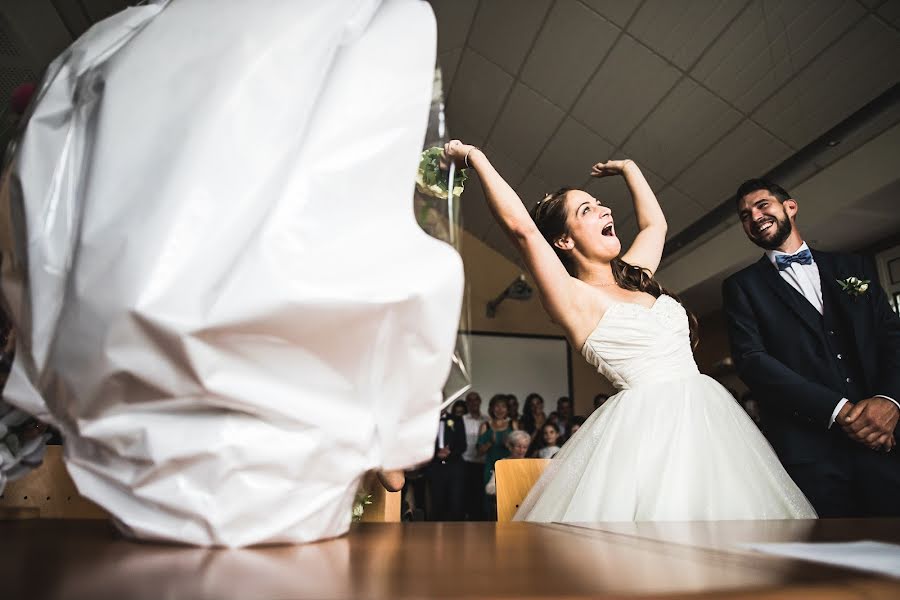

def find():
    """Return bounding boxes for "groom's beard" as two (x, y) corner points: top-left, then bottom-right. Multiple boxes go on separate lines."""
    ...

(749, 214), (793, 250)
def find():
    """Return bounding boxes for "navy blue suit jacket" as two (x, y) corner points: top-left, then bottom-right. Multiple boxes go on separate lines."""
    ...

(722, 250), (900, 464)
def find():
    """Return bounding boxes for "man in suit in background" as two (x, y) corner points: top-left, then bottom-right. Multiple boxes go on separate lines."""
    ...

(426, 408), (467, 521)
(723, 178), (900, 517)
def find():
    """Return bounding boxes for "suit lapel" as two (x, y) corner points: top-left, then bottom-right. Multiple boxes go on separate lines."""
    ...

(753, 256), (823, 336)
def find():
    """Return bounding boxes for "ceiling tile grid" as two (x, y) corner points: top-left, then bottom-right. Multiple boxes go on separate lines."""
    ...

(467, 0), (553, 74)
(622, 78), (743, 180)
(751, 14), (900, 149)
(428, 0), (900, 265)
(519, 0), (620, 108)
(673, 119), (793, 209)
(572, 34), (682, 146)
(488, 82), (566, 168)
(627, 0), (750, 70)
(533, 117), (615, 189)
(655, 186), (707, 241)
(446, 49), (515, 145)
(691, 0), (866, 114)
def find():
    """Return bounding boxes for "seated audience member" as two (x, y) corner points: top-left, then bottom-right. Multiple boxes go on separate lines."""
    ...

(566, 416), (586, 441)
(484, 430), (531, 496)
(506, 394), (520, 423)
(555, 396), (573, 437)
(520, 393), (547, 438)
(451, 399), (467, 418)
(593, 393), (610, 411)
(534, 423), (561, 459)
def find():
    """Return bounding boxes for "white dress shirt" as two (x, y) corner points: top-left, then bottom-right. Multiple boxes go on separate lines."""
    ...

(462, 414), (487, 463)
(766, 242), (899, 427)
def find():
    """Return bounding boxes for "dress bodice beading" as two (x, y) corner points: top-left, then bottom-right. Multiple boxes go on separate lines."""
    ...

(580, 295), (699, 391)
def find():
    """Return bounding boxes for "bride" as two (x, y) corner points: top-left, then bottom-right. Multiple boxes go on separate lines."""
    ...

(441, 141), (816, 521)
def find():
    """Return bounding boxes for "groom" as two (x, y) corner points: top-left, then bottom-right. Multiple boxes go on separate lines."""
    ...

(722, 178), (900, 517)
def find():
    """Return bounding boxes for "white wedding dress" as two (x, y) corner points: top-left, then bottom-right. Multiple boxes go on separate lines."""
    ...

(514, 295), (816, 522)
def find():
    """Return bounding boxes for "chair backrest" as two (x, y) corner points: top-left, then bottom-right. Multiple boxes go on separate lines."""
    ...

(0, 445), (108, 519)
(495, 458), (550, 522)
(358, 470), (402, 523)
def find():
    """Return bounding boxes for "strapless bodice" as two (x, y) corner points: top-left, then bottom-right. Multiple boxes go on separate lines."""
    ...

(580, 295), (699, 390)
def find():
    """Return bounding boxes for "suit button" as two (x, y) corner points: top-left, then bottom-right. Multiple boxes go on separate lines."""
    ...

(836, 354), (842, 360)
(846, 377), (852, 383)
(828, 330), (835, 335)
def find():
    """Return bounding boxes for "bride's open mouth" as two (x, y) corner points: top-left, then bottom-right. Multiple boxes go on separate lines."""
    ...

(601, 223), (615, 237)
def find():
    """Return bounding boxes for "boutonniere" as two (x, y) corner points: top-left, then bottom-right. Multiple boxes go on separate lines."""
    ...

(836, 276), (869, 298)
(445, 418), (455, 429)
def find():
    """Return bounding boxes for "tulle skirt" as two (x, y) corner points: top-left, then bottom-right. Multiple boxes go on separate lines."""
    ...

(514, 375), (816, 522)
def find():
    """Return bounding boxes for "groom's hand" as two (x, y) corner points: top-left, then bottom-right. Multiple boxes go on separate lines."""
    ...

(841, 397), (899, 452)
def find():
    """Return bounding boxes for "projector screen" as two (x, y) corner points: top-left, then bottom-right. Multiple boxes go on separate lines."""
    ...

(460, 332), (571, 414)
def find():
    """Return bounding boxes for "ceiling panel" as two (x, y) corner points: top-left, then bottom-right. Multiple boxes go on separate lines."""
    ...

(427, 0), (477, 54)
(446, 49), (515, 145)
(487, 82), (566, 168)
(580, 0), (641, 28)
(515, 172), (552, 212)
(572, 34), (681, 146)
(692, 0), (865, 114)
(752, 15), (900, 149)
(438, 48), (462, 90)
(813, 98), (900, 171)
(613, 215), (640, 251)
(656, 185), (707, 240)
(879, 0), (900, 27)
(673, 119), (792, 209)
(623, 78), (743, 180)
(520, 0), (619, 109)
(533, 117), (614, 188)
(459, 178), (495, 238)
(627, 0), (750, 70)
(483, 143), (529, 190)
(584, 164), (666, 225)
(467, 0), (552, 74)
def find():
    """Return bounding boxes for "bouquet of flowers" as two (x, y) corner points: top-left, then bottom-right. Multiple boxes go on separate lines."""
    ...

(416, 146), (467, 200)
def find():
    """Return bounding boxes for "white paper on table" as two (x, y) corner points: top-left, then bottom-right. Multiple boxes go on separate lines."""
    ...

(742, 541), (900, 579)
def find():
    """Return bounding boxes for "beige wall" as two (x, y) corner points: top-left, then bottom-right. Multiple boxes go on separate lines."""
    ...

(458, 229), (614, 417)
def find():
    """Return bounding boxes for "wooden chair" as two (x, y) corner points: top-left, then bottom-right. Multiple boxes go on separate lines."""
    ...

(0, 445), (108, 519)
(495, 458), (550, 522)
(356, 470), (402, 523)
(1, 448), (402, 523)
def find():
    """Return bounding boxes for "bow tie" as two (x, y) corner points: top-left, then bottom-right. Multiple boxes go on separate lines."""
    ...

(775, 248), (813, 271)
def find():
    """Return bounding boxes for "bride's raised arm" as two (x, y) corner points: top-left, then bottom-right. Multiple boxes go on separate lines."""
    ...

(593, 160), (667, 274)
(442, 141), (575, 322)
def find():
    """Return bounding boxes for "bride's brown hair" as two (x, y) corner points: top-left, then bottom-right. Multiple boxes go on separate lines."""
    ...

(530, 188), (698, 347)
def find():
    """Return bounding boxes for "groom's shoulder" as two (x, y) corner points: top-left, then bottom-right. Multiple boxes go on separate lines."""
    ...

(723, 257), (765, 288)
(813, 248), (870, 272)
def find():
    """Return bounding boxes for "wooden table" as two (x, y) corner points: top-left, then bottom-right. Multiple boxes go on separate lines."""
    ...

(1, 519), (898, 599)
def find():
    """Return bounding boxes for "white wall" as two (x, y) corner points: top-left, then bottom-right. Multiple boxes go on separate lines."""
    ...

(461, 333), (569, 414)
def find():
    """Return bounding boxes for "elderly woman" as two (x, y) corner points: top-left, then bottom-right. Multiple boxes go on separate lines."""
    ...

(484, 430), (531, 499)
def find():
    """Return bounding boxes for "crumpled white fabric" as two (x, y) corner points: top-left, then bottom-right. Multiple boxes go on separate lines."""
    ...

(0, 0), (462, 546)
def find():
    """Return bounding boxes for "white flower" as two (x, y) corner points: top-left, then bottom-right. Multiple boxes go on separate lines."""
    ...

(837, 276), (870, 297)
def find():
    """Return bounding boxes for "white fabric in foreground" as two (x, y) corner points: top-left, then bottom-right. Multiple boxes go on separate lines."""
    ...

(1, 0), (462, 546)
